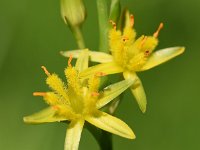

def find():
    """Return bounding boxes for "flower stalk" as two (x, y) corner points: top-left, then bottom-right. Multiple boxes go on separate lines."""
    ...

(96, 0), (109, 52)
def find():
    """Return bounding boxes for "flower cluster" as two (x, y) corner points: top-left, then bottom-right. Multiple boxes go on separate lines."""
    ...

(62, 13), (185, 113)
(24, 1), (184, 150)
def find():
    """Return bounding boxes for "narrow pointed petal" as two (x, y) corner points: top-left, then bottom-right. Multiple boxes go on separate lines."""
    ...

(80, 62), (123, 78)
(123, 72), (147, 113)
(75, 49), (89, 72)
(61, 50), (113, 63)
(89, 51), (113, 63)
(60, 50), (84, 58)
(140, 47), (185, 71)
(96, 79), (135, 109)
(65, 119), (85, 150)
(23, 107), (67, 124)
(86, 111), (135, 139)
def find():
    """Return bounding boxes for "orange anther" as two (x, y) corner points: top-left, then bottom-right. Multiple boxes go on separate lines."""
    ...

(144, 50), (151, 57)
(52, 105), (59, 110)
(122, 36), (129, 42)
(41, 66), (51, 76)
(130, 14), (134, 27)
(95, 72), (107, 77)
(91, 92), (100, 97)
(153, 22), (164, 38)
(33, 92), (46, 97)
(109, 20), (116, 29)
(68, 54), (73, 67)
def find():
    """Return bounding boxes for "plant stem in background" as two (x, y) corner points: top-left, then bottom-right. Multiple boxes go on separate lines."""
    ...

(109, 0), (121, 23)
(96, 0), (109, 52)
(71, 25), (85, 49)
(86, 123), (113, 150)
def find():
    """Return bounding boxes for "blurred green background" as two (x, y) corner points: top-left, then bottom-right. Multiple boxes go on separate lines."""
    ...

(0, 0), (199, 149)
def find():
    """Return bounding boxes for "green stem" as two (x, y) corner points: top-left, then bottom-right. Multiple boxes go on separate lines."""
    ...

(109, 0), (121, 23)
(99, 130), (113, 150)
(71, 25), (85, 49)
(86, 123), (113, 150)
(96, 0), (109, 52)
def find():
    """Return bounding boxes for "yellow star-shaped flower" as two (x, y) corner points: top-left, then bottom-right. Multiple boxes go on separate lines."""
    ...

(24, 50), (135, 150)
(61, 14), (185, 113)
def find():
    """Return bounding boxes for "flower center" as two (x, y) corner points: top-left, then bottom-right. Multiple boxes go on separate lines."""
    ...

(109, 15), (163, 72)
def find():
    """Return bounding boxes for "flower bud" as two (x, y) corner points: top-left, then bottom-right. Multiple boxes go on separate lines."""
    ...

(61, 0), (86, 26)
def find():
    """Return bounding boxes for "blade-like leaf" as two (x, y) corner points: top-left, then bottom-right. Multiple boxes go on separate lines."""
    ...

(75, 49), (89, 72)
(61, 50), (113, 63)
(140, 47), (185, 71)
(86, 111), (135, 139)
(23, 107), (67, 124)
(80, 62), (123, 78)
(96, 79), (135, 109)
(65, 119), (85, 150)
(123, 72), (146, 113)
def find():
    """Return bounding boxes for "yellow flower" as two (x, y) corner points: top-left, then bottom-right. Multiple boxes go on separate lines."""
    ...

(61, 14), (185, 113)
(24, 50), (135, 150)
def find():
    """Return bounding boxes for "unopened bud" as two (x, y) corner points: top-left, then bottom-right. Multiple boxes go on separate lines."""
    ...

(61, 0), (86, 26)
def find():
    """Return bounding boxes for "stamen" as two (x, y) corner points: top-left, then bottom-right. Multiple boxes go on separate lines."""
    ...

(109, 20), (116, 30)
(130, 14), (134, 27)
(122, 36), (129, 42)
(33, 92), (46, 96)
(91, 92), (100, 97)
(153, 22), (164, 38)
(144, 50), (150, 57)
(41, 66), (51, 76)
(52, 105), (59, 110)
(95, 72), (107, 77)
(68, 54), (73, 67)
(140, 36), (148, 48)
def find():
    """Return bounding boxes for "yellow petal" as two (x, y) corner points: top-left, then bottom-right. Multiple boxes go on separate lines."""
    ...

(86, 111), (135, 139)
(64, 119), (85, 150)
(140, 47), (185, 71)
(75, 49), (89, 72)
(80, 62), (123, 78)
(96, 79), (135, 109)
(61, 49), (113, 63)
(23, 107), (67, 124)
(89, 51), (113, 63)
(123, 72), (147, 113)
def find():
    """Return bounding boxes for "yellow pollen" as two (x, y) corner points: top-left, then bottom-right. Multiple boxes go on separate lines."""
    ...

(109, 20), (116, 29)
(153, 22), (164, 38)
(91, 92), (100, 97)
(95, 72), (107, 77)
(33, 92), (46, 97)
(41, 66), (51, 76)
(130, 14), (134, 27)
(68, 54), (73, 67)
